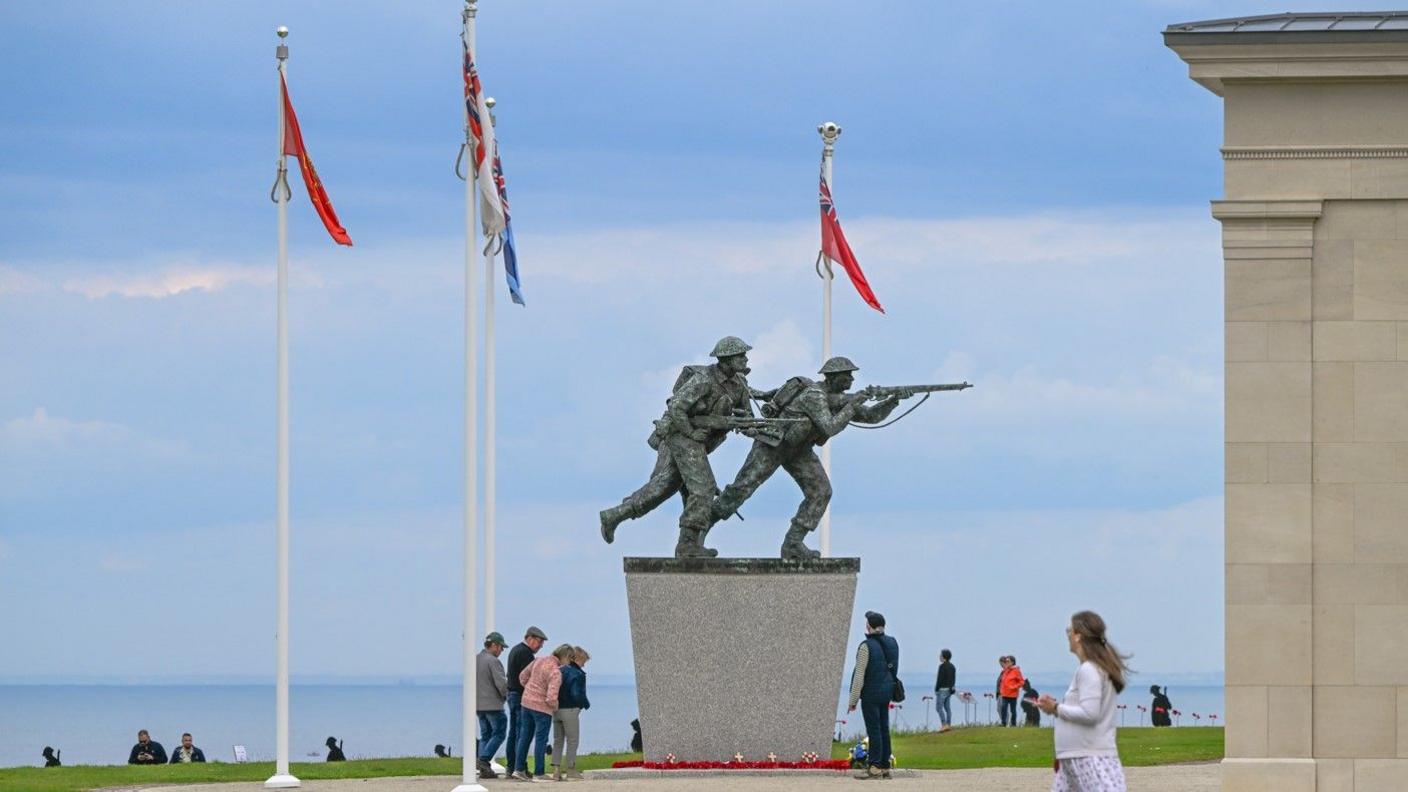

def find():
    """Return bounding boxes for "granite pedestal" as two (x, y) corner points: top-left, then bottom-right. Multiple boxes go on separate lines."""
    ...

(623, 557), (859, 763)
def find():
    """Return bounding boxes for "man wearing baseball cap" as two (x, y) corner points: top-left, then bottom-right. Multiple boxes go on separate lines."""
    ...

(475, 631), (510, 778)
(504, 626), (547, 775)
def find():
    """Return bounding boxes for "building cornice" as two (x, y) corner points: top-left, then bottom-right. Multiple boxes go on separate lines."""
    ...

(1222, 145), (1408, 160)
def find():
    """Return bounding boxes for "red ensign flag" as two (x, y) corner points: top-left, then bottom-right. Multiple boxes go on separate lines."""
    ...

(819, 167), (881, 313)
(281, 74), (352, 246)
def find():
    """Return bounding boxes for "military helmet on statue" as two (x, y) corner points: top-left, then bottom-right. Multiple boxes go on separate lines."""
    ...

(710, 336), (753, 358)
(819, 356), (860, 375)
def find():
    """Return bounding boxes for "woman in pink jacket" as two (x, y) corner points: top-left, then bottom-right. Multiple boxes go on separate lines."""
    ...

(511, 643), (574, 781)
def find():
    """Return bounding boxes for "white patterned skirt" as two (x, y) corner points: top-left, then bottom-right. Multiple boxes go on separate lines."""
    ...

(1051, 756), (1127, 792)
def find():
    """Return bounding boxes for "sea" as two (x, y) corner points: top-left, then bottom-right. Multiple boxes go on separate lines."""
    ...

(0, 677), (1224, 769)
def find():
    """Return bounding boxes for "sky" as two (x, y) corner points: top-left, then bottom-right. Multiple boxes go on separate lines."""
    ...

(2, 0), (1368, 685)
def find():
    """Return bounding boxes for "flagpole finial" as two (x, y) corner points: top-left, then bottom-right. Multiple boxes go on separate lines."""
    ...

(818, 121), (842, 147)
(486, 96), (497, 125)
(275, 26), (288, 61)
(465, 0), (478, 19)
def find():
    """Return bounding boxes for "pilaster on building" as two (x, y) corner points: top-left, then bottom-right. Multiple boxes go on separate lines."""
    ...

(1168, 12), (1408, 792)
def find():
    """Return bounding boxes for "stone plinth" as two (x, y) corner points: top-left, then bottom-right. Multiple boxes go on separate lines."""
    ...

(623, 557), (859, 763)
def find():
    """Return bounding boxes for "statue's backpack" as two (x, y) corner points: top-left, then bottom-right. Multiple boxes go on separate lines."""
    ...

(648, 365), (717, 449)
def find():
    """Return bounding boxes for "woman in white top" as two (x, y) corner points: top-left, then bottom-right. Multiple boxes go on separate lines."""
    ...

(1035, 610), (1132, 792)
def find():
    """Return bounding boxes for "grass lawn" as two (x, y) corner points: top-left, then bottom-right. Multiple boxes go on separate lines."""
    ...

(0, 727), (1222, 792)
(864, 726), (1224, 770)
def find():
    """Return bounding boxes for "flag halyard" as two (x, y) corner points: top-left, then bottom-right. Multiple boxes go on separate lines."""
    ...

(280, 74), (352, 246)
(819, 163), (881, 313)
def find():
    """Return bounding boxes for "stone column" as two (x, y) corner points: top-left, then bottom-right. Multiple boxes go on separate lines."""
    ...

(1217, 198), (1319, 791)
(1169, 16), (1408, 792)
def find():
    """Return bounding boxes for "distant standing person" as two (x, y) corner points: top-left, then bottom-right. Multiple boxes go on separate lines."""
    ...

(846, 610), (899, 781)
(325, 737), (345, 762)
(998, 655), (1025, 727)
(169, 733), (206, 763)
(1036, 610), (1132, 792)
(41, 747), (60, 767)
(552, 646), (592, 781)
(513, 643), (572, 781)
(933, 649), (956, 732)
(504, 626), (547, 778)
(1149, 686), (1173, 727)
(128, 730), (167, 765)
(476, 631), (510, 778)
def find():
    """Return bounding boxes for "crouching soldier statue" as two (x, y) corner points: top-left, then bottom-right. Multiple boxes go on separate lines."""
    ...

(710, 356), (903, 560)
(599, 336), (757, 558)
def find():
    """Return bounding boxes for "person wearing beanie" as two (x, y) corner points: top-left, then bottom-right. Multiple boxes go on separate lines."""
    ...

(846, 610), (900, 781)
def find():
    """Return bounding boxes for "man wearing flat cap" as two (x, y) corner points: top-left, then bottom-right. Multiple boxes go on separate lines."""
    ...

(504, 626), (547, 774)
(847, 611), (900, 780)
(476, 631), (511, 778)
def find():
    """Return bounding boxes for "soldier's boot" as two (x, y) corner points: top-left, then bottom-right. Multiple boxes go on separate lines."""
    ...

(599, 502), (634, 544)
(674, 527), (719, 558)
(780, 523), (821, 561)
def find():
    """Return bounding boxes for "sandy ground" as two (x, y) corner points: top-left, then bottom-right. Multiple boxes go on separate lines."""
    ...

(111, 763), (1221, 791)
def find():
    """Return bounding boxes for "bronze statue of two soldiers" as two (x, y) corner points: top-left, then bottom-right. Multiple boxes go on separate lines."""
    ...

(600, 336), (971, 559)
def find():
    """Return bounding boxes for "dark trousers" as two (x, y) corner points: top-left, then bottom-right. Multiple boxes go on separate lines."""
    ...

(477, 709), (507, 762)
(513, 709), (552, 775)
(504, 692), (523, 769)
(999, 696), (1018, 726)
(860, 700), (892, 770)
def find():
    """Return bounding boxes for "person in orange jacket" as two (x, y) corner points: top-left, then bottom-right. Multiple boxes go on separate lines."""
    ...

(997, 655), (1026, 727)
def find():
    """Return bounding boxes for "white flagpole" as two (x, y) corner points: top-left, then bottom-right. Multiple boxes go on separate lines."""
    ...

(483, 97), (497, 636)
(266, 25), (300, 791)
(818, 121), (841, 559)
(453, 3), (486, 789)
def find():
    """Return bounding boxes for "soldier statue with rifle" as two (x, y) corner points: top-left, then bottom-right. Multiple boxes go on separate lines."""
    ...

(598, 336), (804, 558)
(710, 356), (971, 560)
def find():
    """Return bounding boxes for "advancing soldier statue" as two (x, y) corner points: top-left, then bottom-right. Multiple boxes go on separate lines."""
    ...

(710, 356), (970, 560)
(600, 336), (773, 558)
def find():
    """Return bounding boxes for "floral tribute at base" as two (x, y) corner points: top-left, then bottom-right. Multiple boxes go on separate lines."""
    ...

(610, 758), (850, 771)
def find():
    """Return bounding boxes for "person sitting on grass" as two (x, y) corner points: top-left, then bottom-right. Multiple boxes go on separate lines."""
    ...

(42, 747), (61, 767)
(128, 730), (167, 765)
(325, 736), (345, 762)
(169, 732), (206, 763)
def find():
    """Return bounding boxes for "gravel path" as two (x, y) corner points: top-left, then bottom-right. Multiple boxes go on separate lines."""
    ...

(111, 763), (1220, 791)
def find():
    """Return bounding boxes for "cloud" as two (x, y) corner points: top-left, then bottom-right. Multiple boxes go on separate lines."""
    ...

(932, 352), (1219, 422)
(0, 408), (190, 483)
(0, 264), (45, 296)
(61, 263), (273, 299)
(505, 208), (1216, 285)
(1, 258), (327, 300)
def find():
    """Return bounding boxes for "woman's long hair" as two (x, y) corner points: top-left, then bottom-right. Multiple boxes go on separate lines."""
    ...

(1071, 610), (1132, 693)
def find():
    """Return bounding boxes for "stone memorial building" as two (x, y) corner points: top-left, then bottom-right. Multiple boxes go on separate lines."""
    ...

(1167, 12), (1408, 792)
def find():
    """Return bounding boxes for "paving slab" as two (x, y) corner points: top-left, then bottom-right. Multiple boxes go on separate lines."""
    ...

(108, 762), (1221, 791)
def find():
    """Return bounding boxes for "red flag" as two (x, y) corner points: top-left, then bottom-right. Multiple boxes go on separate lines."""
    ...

(281, 74), (352, 246)
(819, 168), (882, 313)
